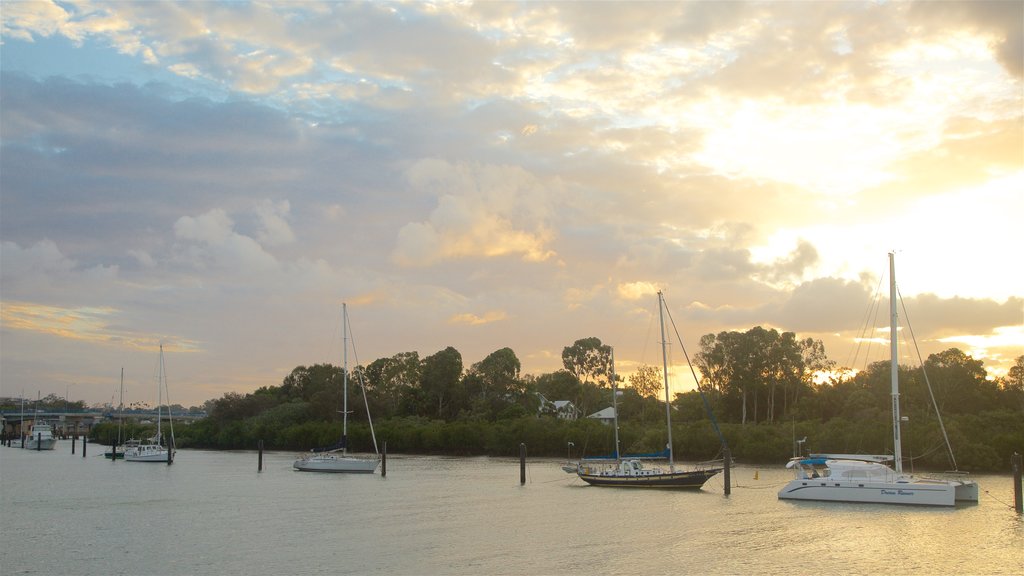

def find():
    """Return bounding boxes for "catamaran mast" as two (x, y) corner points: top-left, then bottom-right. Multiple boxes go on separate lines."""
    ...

(889, 252), (904, 474)
(342, 303), (349, 456)
(658, 291), (675, 472)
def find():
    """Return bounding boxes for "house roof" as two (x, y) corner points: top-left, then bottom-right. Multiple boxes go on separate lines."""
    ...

(586, 407), (615, 419)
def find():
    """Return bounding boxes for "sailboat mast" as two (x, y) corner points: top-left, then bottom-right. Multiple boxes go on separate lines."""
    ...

(658, 291), (675, 471)
(889, 252), (904, 474)
(342, 303), (349, 455)
(157, 345), (164, 447)
(610, 348), (620, 461)
(118, 368), (124, 445)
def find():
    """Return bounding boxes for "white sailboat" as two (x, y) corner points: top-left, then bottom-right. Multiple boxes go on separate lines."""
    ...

(125, 346), (175, 463)
(105, 368), (126, 459)
(293, 303), (380, 473)
(576, 291), (724, 488)
(778, 253), (979, 506)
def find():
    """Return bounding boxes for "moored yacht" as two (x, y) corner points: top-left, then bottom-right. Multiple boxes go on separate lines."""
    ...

(778, 253), (978, 507)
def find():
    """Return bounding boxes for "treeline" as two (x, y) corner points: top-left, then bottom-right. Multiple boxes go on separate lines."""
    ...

(102, 330), (1023, 472)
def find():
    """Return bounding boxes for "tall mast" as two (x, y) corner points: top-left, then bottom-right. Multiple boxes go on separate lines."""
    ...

(610, 348), (620, 461)
(658, 291), (675, 471)
(157, 345), (164, 446)
(342, 303), (349, 455)
(889, 252), (903, 474)
(118, 368), (124, 445)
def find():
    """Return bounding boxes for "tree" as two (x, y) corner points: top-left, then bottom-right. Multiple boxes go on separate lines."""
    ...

(472, 347), (522, 399)
(533, 370), (581, 404)
(1002, 355), (1024, 412)
(629, 364), (662, 421)
(420, 347), (464, 420)
(561, 337), (612, 415)
(364, 352), (420, 417)
(922, 348), (999, 415)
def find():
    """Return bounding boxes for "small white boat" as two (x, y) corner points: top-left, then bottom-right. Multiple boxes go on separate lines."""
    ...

(25, 421), (57, 450)
(293, 452), (380, 473)
(125, 346), (175, 463)
(124, 436), (171, 462)
(294, 303), (380, 474)
(778, 253), (978, 506)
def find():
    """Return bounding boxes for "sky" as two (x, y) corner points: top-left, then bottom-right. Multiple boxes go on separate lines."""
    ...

(1, 0), (1022, 409)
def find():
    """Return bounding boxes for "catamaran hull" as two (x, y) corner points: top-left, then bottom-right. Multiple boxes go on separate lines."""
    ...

(954, 481), (980, 501)
(578, 468), (721, 488)
(778, 479), (961, 506)
(293, 456), (380, 473)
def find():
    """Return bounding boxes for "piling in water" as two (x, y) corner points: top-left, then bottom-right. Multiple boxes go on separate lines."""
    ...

(82, 435), (87, 457)
(258, 440), (264, 472)
(723, 447), (731, 496)
(1013, 452), (1022, 514)
(382, 442), (387, 478)
(37, 432), (41, 451)
(72, 435), (76, 455)
(519, 443), (526, 485)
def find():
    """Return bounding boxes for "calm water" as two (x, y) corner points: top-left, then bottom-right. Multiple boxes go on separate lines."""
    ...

(1, 443), (1021, 575)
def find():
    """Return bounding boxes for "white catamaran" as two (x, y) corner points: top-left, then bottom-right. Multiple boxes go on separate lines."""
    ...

(778, 253), (979, 506)
(124, 346), (175, 463)
(293, 303), (381, 473)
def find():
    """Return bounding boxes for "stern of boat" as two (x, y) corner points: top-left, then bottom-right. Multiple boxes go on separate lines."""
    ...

(954, 479), (979, 502)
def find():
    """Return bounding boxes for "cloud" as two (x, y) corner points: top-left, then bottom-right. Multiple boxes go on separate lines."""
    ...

(254, 199), (295, 247)
(1, 2), (1020, 405)
(617, 282), (661, 301)
(448, 310), (508, 326)
(392, 160), (558, 266)
(173, 207), (279, 275)
(0, 239), (118, 302)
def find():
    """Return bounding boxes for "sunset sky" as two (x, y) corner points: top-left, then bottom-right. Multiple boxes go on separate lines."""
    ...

(2, 1), (1022, 408)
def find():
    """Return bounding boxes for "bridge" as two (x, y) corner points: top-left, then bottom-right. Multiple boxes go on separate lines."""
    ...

(0, 410), (206, 437)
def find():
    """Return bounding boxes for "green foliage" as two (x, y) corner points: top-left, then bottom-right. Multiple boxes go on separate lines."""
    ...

(170, 333), (1021, 473)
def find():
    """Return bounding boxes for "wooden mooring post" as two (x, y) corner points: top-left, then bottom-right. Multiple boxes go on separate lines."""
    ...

(381, 442), (387, 478)
(723, 447), (731, 496)
(72, 435), (76, 455)
(82, 435), (87, 457)
(258, 440), (264, 472)
(519, 443), (527, 485)
(1013, 452), (1022, 514)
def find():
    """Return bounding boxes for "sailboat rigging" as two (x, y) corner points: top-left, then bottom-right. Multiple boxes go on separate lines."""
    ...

(105, 368), (126, 460)
(124, 346), (175, 463)
(293, 303), (381, 473)
(778, 253), (979, 506)
(575, 291), (725, 488)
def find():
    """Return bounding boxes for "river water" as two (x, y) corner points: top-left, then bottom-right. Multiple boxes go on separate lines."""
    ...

(1, 443), (1021, 575)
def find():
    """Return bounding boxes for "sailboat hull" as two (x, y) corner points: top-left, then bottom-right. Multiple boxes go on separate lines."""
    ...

(124, 445), (171, 462)
(578, 467), (721, 488)
(293, 454), (380, 473)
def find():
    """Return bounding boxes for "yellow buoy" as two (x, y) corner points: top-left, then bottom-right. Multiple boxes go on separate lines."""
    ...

(753, 470), (760, 480)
